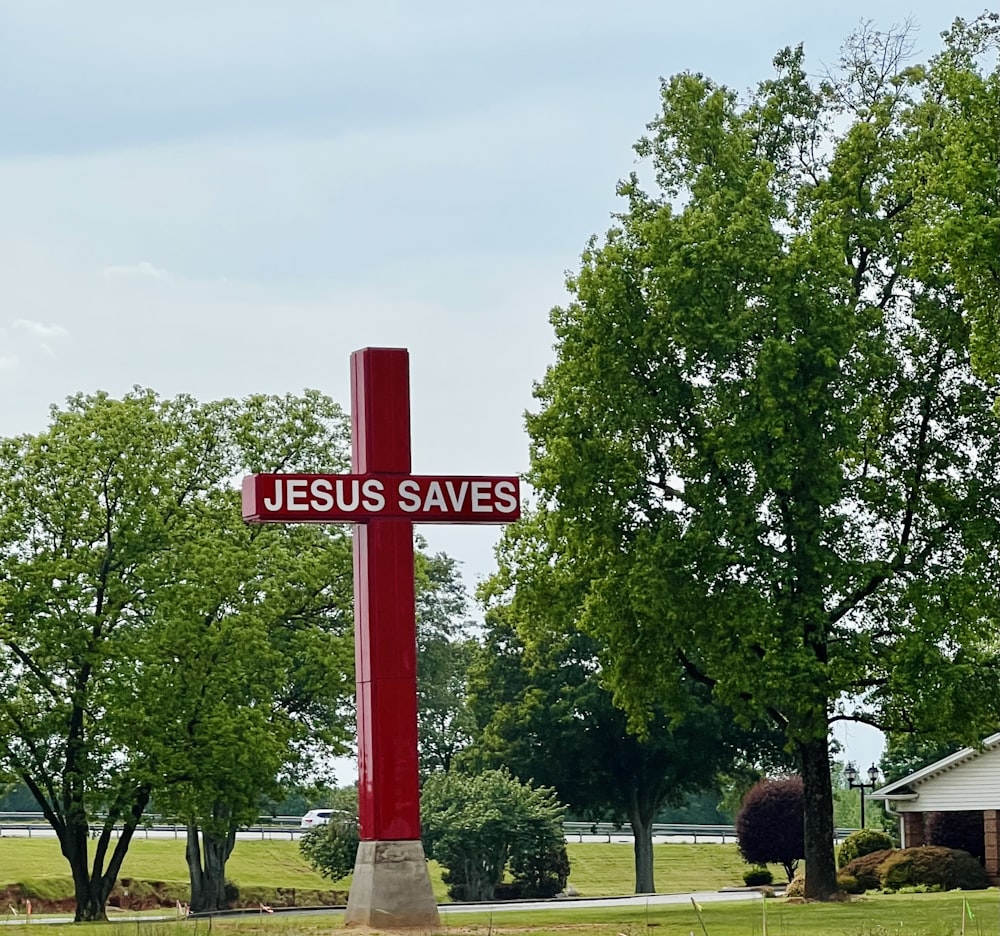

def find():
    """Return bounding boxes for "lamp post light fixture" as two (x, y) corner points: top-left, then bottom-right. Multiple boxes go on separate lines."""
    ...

(844, 762), (880, 829)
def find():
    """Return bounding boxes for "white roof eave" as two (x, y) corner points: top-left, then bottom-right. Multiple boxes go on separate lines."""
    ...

(870, 731), (1000, 797)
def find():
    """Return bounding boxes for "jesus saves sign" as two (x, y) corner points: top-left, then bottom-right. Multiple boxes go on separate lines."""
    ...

(242, 473), (521, 523)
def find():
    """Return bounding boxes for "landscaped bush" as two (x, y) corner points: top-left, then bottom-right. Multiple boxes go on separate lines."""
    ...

(735, 776), (804, 882)
(838, 828), (895, 867)
(742, 865), (773, 886)
(839, 848), (895, 892)
(299, 813), (360, 882)
(925, 811), (985, 863)
(879, 846), (991, 891)
(421, 768), (568, 902)
(508, 836), (571, 898)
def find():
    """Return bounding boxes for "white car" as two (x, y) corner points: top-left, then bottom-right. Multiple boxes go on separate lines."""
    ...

(300, 809), (334, 829)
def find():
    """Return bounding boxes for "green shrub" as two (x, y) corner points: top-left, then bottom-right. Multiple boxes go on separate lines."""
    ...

(421, 768), (567, 902)
(742, 866), (773, 886)
(838, 828), (894, 866)
(839, 848), (895, 891)
(879, 846), (991, 892)
(509, 838), (571, 898)
(299, 813), (360, 882)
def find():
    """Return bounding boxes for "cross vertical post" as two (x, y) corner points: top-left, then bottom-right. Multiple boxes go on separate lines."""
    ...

(345, 348), (437, 927)
(351, 348), (421, 840)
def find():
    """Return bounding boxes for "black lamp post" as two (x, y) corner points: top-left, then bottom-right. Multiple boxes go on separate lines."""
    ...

(844, 762), (880, 829)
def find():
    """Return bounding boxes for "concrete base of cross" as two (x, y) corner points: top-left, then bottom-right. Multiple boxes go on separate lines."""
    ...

(344, 839), (441, 930)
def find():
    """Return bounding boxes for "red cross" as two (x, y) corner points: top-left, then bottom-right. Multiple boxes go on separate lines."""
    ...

(243, 347), (519, 842)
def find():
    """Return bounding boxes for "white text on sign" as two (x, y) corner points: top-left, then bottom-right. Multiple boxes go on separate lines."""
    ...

(242, 474), (521, 523)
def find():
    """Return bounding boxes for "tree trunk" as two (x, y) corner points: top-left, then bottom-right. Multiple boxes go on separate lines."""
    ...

(59, 788), (150, 922)
(630, 811), (656, 894)
(64, 824), (133, 921)
(186, 820), (238, 913)
(798, 735), (838, 899)
(61, 818), (106, 923)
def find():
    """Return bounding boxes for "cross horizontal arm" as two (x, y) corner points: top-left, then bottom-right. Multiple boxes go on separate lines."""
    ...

(242, 473), (520, 523)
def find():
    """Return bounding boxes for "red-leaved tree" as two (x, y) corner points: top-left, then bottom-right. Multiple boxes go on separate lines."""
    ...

(736, 777), (805, 882)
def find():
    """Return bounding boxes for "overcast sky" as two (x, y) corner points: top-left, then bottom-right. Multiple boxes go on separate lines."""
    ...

(0, 0), (972, 775)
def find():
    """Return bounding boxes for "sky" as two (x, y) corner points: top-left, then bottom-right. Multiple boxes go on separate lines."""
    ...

(0, 0), (978, 779)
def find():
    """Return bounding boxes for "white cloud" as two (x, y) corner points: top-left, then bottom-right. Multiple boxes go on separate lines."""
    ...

(12, 319), (68, 340)
(103, 261), (172, 281)
(0, 355), (19, 371)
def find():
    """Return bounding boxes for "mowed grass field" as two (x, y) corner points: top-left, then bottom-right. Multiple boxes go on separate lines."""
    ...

(0, 836), (771, 902)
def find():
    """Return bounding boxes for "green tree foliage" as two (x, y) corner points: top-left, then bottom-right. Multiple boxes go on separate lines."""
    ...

(901, 14), (1000, 380)
(736, 777), (805, 881)
(415, 550), (477, 776)
(656, 789), (731, 824)
(466, 605), (774, 893)
(300, 810), (361, 883)
(0, 389), (355, 920)
(142, 391), (356, 914)
(879, 734), (962, 783)
(0, 782), (36, 812)
(420, 768), (568, 901)
(497, 19), (1000, 899)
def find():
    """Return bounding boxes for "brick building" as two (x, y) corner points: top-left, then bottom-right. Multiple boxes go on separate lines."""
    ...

(868, 732), (1000, 881)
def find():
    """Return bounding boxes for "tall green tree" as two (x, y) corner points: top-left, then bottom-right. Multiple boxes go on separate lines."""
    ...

(499, 21), (1000, 899)
(465, 603), (767, 893)
(145, 392), (356, 913)
(0, 391), (230, 920)
(0, 389), (355, 920)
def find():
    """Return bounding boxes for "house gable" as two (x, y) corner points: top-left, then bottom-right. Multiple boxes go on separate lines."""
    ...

(870, 733), (1000, 813)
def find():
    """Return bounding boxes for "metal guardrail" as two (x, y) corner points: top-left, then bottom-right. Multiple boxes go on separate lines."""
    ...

(0, 813), (306, 839)
(564, 821), (737, 843)
(563, 822), (857, 843)
(0, 813), (857, 843)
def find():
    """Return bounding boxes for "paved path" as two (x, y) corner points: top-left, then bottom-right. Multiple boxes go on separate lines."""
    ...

(439, 890), (762, 914)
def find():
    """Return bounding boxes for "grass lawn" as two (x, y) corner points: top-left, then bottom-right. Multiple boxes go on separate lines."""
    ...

(565, 841), (781, 895)
(16, 891), (1000, 935)
(436, 891), (1000, 935)
(0, 837), (779, 904)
